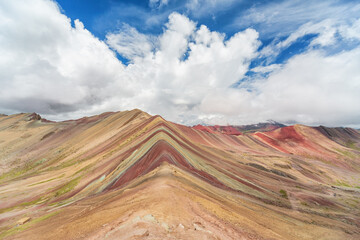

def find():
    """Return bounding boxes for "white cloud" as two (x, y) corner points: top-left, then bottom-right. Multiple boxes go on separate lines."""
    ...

(233, 0), (360, 38)
(148, 0), (237, 17)
(339, 19), (360, 41)
(106, 13), (260, 124)
(149, 0), (169, 9)
(259, 19), (338, 60)
(159, 12), (196, 60)
(0, 0), (360, 127)
(251, 64), (281, 74)
(259, 17), (360, 66)
(0, 0), (126, 115)
(185, 0), (237, 16)
(106, 24), (155, 61)
(194, 47), (360, 127)
(252, 49), (360, 126)
(212, 45), (360, 127)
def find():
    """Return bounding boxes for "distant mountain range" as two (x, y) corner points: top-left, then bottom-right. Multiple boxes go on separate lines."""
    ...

(0, 110), (359, 239)
(193, 120), (286, 135)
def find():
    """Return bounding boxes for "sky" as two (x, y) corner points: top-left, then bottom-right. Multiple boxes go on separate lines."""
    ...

(0, 0), (360, 127)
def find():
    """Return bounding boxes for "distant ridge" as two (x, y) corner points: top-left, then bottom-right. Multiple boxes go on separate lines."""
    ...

(193, 120), (285, 135)
(315, 125), (360, 150)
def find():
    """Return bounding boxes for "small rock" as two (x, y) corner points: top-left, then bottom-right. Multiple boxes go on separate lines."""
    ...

(161, 222), (171, 232)
(143, 214), (157, 223)
(132, 216), (141, 223)
(134, 229), (149, 237)
(17, 217), (30, 225)
(193, 223), (203, 231)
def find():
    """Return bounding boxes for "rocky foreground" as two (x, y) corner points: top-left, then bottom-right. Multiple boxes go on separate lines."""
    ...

(0, 110), (359, 239)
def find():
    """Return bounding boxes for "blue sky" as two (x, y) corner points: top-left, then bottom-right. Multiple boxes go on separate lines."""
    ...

(56, 0), (359, 63)
(0, 0), (360, 126)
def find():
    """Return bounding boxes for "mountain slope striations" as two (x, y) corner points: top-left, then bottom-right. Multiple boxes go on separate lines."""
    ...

(0, 110), (359, 239)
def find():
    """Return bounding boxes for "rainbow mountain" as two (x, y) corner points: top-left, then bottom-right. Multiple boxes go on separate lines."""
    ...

(0, 110), (359, 239)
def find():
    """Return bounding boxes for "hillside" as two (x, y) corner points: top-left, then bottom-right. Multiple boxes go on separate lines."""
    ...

(0, 110), (359, 239)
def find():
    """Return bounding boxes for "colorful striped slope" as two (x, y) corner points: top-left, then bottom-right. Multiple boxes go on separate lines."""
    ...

(0, 110), (359, 239)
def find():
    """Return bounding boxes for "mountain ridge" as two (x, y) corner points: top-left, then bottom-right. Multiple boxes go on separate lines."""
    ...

(193, 121), (286, 136)
(0, 109), (359, 239)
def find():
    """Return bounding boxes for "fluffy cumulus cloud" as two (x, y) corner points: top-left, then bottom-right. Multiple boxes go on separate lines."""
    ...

(0, 0), (360, 127)
(0, 0), (125, 117)
(253, 49), (360, 126)
(106, 13), (260, 124)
